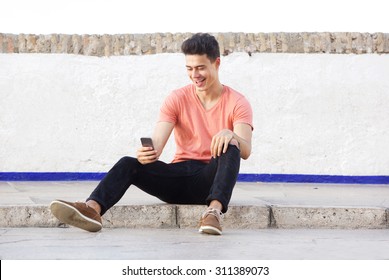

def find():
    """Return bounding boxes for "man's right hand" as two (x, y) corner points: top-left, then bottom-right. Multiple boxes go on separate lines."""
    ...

(137, 146), (158, 165)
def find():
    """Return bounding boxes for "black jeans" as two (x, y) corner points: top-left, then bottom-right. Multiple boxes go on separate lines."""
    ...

(87, 145), (240, 215)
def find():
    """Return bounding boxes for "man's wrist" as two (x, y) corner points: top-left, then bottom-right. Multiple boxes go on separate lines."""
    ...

(230, 138), (240, 148)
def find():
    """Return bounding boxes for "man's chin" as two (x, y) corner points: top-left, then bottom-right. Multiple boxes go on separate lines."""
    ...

(194, 83), (207, 92)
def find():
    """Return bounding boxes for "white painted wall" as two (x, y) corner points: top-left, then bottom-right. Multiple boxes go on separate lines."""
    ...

(1, 53), (389, 175)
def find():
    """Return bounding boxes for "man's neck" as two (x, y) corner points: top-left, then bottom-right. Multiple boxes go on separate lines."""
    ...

(195, 83), (224, 110)
(196, 83), (223, 101)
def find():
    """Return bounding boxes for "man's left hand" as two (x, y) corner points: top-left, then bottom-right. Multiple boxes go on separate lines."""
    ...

(210, 129), (239, 158)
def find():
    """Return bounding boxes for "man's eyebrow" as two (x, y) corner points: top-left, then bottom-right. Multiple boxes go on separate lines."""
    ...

(186, 64), (206, 68)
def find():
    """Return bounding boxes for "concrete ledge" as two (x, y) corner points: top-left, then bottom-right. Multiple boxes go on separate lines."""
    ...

(176, 205), (270, 229)
(0, 206), (57, 227)
(271, 206), (388, 229)
(103, 205), (177, 229)
(1, 204), (388, 229)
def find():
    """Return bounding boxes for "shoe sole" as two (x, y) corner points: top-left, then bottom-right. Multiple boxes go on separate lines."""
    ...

(50, 201), (102, 232)
(199, 226), (222, 235)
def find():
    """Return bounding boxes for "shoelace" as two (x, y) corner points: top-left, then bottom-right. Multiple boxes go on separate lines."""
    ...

(75, 201), (95, 212)
(203, 208), (224, 223)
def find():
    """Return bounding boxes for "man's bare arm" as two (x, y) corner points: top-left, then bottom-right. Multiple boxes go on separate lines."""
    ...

(137, 121), (174, 165)
(152, 121), (175, 158)
(211, 123), (252, 160)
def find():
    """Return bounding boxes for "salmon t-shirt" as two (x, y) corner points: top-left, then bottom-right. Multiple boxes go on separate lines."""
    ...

(158, 84), (253, 163)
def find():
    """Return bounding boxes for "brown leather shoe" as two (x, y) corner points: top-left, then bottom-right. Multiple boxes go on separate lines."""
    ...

(50, 200), (102, 232)
(199, 208), (224, 235)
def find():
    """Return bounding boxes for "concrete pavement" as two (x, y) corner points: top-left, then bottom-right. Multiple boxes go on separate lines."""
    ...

(1, 181), (389, 229)
(1, 181), (389, 260)
(2, 227), (389, 260)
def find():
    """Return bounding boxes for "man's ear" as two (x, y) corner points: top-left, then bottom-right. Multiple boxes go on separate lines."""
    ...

(214, 57), (221, 68)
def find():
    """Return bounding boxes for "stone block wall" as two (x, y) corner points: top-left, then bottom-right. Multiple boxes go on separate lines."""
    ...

(1, 32), (389, 56)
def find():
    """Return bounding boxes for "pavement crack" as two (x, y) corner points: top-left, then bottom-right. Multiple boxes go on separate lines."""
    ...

(268, 205), (277, 228)
(175, 205), (180, 228)
(0, 239), (35, 245)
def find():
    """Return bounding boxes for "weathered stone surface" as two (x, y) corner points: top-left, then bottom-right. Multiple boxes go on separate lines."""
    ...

(1, 33), (388, 56)
(226, 205), (270, 229)
(0, 33), (4, 52)
(0, 206), (58, 227)
(1, 204), (387, 229)
(272, 206), (388, 229)
(175, 205), (204, 229)
(71, 34), (83, 55)
(59, 34), (71, 53)
(0, 34), (16, 53)
(103, 204), (177, 229)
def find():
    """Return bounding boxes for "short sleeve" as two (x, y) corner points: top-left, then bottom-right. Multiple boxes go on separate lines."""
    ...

(233, 97), (254, 130)
(158, 91), (178, 124)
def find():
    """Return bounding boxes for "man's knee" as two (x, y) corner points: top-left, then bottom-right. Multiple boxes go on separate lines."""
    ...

(117, 156), (139, 168)
(224, 144), (240, 157)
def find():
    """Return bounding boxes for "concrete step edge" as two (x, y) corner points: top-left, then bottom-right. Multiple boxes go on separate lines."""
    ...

(0, 204), (388, 229)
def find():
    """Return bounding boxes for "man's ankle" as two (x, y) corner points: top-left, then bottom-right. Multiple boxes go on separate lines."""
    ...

(208, 200), (223, 213)
(86, 200), (101, 215)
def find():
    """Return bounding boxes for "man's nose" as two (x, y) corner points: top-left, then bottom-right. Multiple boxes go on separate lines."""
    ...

(192, 69), (199, 77)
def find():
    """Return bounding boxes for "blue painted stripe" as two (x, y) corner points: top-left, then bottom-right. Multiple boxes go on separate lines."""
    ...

(0, 172), (106, 181)
(0, 172), (389, 184)
(237, 174), (389, 184)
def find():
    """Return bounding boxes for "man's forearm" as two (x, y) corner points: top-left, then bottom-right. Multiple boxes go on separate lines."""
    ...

(232, 133), (251, 160)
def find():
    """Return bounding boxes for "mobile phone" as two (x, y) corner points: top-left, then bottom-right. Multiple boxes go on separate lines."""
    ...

(140, 137), (154, 150)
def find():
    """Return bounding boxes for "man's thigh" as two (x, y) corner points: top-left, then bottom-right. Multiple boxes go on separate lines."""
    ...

(133, 160), (209, 204)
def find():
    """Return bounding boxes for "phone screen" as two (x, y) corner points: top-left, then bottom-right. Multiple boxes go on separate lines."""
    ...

(140, 137), (154, 149)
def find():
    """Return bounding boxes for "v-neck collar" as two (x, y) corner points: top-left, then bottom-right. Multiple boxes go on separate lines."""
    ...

(192, 84), (225, 112)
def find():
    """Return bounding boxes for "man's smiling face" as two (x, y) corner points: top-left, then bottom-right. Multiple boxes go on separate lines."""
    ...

(185, 54), (220, 93)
